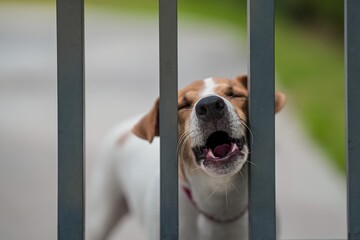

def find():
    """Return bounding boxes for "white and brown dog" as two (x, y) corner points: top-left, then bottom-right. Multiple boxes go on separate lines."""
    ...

(87, 75), (286, 240)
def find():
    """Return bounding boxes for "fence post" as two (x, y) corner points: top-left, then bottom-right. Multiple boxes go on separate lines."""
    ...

(159, 0), (179, 239)
(57, 0), (85, 239)
(345, 0), (360, 239)
(247, 0), (276, 239)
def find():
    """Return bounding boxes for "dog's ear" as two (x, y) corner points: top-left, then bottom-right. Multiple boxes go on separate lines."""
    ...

(132, 98), (159, 143)
(275, 92), (286, 113)
(235, 75), (285, 113)
(235, 75), (248, 89)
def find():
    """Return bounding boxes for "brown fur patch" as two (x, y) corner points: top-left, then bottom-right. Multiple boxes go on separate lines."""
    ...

(132, 98), (160, 143)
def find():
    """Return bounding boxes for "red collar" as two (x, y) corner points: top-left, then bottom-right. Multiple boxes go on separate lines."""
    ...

(182, 186), (248, 224)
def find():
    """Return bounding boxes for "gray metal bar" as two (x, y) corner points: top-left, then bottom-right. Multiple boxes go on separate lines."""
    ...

(345, 0), (360, 239)
(159, 0), (178, 239)
(57, 0), (85, 239)
(247, 0), (276, 239)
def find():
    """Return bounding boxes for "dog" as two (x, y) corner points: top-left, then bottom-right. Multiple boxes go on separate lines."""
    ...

(87, 75), (286, 240)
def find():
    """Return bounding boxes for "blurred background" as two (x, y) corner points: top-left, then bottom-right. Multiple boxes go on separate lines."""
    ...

(0, 0), (346, 239)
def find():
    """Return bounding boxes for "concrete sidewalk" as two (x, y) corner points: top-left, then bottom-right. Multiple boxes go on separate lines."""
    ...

(0, 4), (346, 239)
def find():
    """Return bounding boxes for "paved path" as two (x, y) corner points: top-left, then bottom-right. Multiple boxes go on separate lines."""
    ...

(0, 4), (346, 240)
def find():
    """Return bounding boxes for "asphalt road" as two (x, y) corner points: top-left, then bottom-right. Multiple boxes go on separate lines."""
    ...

(0, 3), (346, 240)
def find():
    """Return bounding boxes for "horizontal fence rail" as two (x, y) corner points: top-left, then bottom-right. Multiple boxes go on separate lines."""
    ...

(345, 0), (360, 239)
(159, 0), (179, 239)
(247, 0), (276, 239)
(57, 0), (85, 239)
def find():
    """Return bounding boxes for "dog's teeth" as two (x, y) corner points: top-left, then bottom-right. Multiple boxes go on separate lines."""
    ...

(207, 149), (216, 158)
(231, 143), (238, 152)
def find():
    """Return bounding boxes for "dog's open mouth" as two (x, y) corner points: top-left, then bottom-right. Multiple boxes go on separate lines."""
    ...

(192, 131), (245, 162)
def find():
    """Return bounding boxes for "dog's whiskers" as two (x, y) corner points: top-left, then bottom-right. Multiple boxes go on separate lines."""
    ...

(190, 166), (202, 172)
(237, 169), (245, 184)
(230, 181), (241, 194)
(177, 131), (190, 154)
(239, 117), (262, 137)
(177, 129), (198, 177)
(245, 160), (260, 169)
(178, 131), (189, 146)
(243, 167), (249, 177)
(238, 118), (254, 145)
(225, 184), (229, 210)
(180, 135), (190, 157)
(207, 184), (219, 200)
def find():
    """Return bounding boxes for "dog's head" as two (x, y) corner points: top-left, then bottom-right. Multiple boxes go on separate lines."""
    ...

(132, 75), (286, 179)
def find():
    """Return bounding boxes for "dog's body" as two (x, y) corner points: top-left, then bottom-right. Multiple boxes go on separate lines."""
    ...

(87, 76), (285, 240)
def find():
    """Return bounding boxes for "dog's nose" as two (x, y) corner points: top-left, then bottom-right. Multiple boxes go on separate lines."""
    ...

(195, 96), (226, 122)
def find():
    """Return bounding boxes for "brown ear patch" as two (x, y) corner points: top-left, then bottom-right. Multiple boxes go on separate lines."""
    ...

(132, 98), (159, 143)
(234, 74), (285, 113)
(235, 75), (248, 89)
(275, 92), (286, 113)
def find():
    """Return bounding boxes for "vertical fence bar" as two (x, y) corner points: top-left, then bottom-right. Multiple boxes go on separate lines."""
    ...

(247, 0), (276, 239)
(159, 0), (178, 239)
(57, 0), (85, 239)
(345, 0), (360, 239)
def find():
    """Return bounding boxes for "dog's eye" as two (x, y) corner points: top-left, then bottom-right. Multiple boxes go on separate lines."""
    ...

(233, 95), (247, 99)
(178, 95), (194, 110)
(225, 86), (247, 99)
(178, 102), (193, 110)
(225, 92), (247, 100)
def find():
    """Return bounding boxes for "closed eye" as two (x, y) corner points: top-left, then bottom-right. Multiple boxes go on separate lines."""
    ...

(178, 102), (193, 110)
(225, 86), (248, 99)
(225, 94), (247, 100)
(178, 94), (194, 110)
(233, 95), (247, 99)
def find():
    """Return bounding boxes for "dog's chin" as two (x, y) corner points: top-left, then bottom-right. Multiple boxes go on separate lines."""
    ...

(201, 151), (247, 178)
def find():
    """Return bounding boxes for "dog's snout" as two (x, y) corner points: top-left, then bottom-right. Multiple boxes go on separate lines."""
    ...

(195, 96), (226, 122)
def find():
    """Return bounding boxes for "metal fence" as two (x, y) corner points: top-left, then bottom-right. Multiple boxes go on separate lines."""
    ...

(57, 0), (84, 239)
(345, 1), (360, 239)
(56, 0), (360, 239)
(247, 0), (276, 238)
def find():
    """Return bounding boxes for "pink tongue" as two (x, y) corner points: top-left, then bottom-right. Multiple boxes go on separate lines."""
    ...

(213, 144), (231, 158)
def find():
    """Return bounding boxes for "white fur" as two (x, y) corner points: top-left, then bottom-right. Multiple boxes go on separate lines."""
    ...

(201, 77), (216, 97)
(87, 81), (249, 240)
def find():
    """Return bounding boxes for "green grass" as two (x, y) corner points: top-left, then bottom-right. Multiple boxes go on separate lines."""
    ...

(0, 0), (345, 172)
(275, 21), (345, 172)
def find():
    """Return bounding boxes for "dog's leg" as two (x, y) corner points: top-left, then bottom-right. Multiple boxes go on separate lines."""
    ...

(86, 154), (128, 240)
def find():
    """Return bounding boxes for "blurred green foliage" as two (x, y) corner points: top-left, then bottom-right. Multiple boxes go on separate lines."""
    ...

(0, 0), (345, 172)
(278, 0), (344, 32)
(275, 21), (345, 172)
(275, 0), (345, 172)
